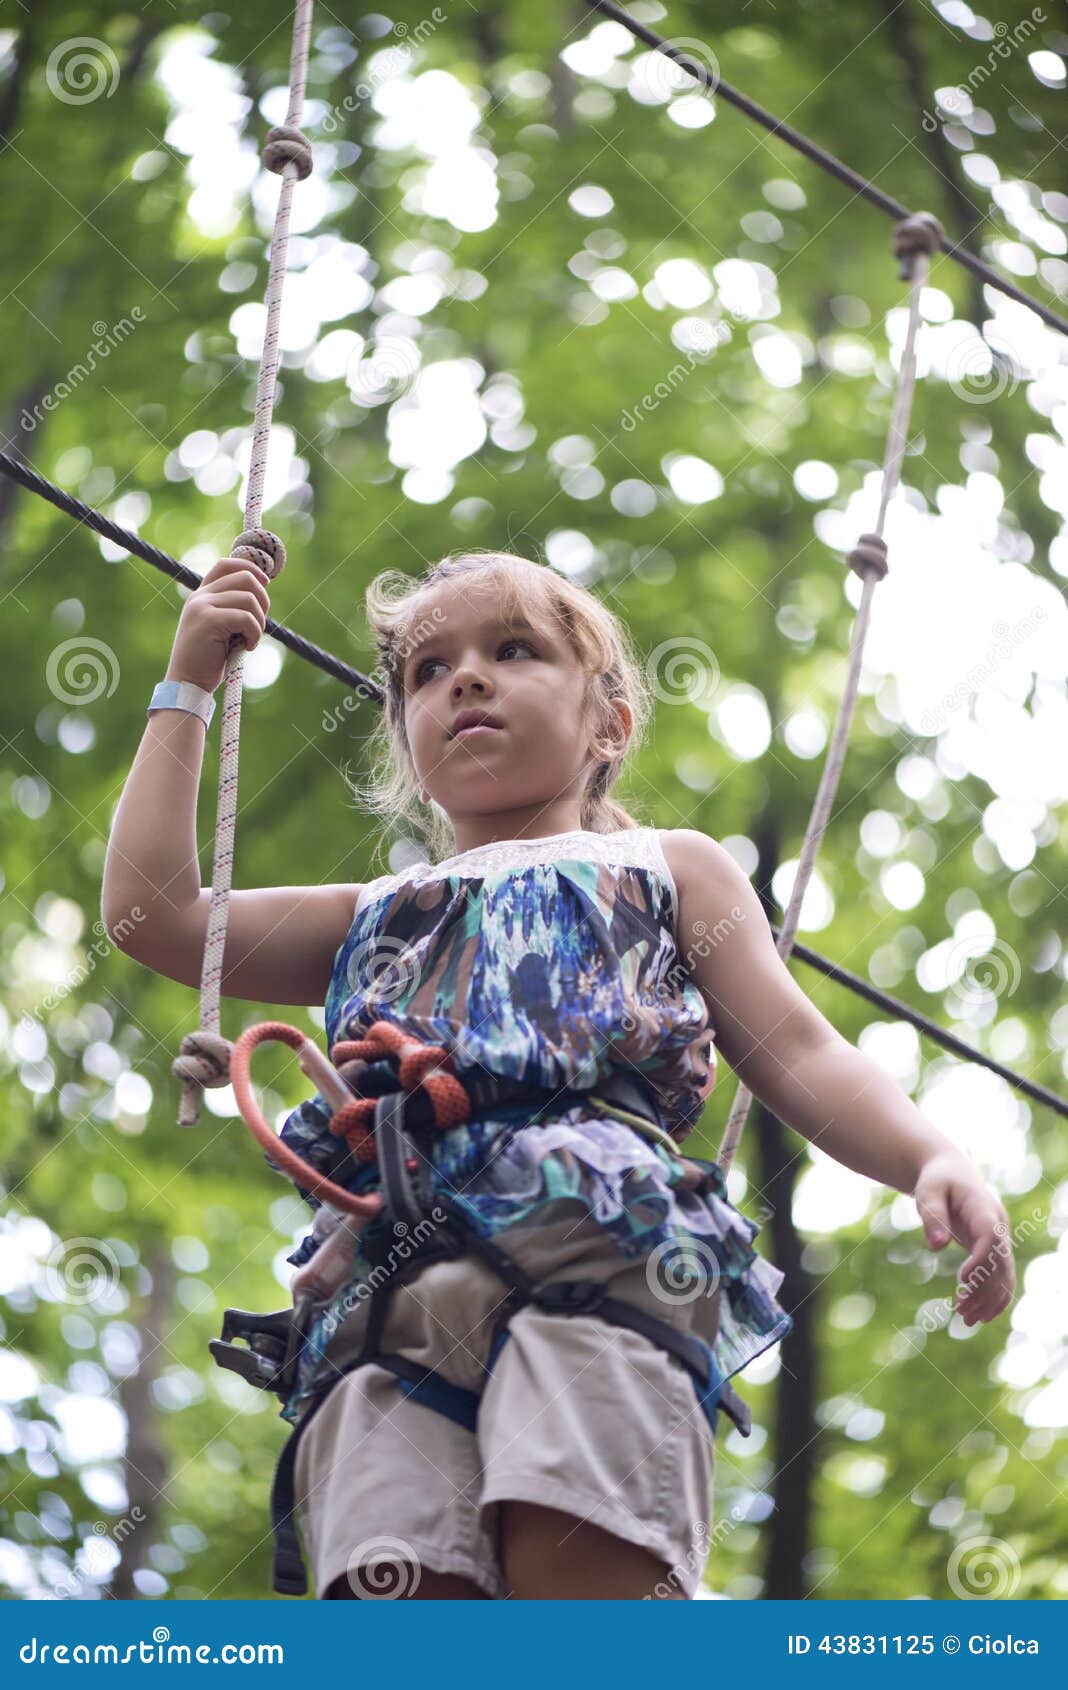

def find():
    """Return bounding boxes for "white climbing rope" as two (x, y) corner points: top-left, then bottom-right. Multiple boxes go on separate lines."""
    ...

(174, 0), (316, 1126)
(716, 211), (944, 1176)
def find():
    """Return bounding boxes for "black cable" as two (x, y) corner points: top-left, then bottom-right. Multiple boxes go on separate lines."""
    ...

(780, 929), (1068, 1121)
(0, 450), (383, 704)
(3, 457), (1064, 1121)
(581, 0), (1068, 339)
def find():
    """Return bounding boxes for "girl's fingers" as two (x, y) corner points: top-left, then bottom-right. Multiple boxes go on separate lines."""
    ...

(203, 588), (268, 614)
(958, 1254), (1015, 1323)
(203, 556), (272, 609)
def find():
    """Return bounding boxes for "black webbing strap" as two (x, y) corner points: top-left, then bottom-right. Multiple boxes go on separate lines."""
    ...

(270, 1368), (350, 1596)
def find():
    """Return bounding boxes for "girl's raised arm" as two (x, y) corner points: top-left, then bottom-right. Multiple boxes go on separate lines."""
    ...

(101, 555), (362, 1007)
(662, 826), (1015, 1327)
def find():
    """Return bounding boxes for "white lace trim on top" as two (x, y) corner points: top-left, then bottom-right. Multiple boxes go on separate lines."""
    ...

(354, 825), (680, 921)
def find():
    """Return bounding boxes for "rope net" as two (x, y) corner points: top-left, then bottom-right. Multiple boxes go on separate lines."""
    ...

(1, 2), (1062, 1140)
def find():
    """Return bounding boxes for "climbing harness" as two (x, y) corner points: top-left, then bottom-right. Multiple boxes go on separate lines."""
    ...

(214, 1018), (750, 1596)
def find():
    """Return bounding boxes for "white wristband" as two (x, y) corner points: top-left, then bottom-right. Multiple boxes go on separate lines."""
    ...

(147, 679), (216, 730)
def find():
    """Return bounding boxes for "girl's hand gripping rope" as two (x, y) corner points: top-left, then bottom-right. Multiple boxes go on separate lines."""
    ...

(165, 553), (271, 695)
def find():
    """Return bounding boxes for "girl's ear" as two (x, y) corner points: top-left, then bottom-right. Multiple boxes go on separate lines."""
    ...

(583, 694), (632, 768)
(597, 697), (633, 758)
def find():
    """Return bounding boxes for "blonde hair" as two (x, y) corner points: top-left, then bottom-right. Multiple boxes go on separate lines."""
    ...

(349, 549), (652, 864)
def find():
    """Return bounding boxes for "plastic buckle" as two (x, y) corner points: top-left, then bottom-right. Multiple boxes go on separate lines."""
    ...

(220, 1306), (292, 1345)
(208, 1307), (293, 1395)
(209, 1336), (283, 1391)
(530, 1279), (607, 1316)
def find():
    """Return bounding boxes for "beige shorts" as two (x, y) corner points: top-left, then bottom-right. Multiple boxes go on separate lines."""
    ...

(294, 1198), (720, 1599)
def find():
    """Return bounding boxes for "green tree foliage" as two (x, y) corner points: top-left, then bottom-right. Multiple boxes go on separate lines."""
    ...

(1, 0), (1065, 1599)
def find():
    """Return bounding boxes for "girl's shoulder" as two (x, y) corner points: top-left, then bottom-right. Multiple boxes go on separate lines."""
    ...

(657, 828), (740, 928)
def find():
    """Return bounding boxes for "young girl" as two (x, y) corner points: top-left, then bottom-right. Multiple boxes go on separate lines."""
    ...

(102, 546), (1016, 1601)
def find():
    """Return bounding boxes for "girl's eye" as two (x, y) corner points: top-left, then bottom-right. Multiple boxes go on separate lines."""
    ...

(413, 638), (535, 687)
(412, 658), (444, 687)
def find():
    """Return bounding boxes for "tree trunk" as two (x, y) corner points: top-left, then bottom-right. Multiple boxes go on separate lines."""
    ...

(107, 1243), (174, 1600)
(725, 531), (820, 1598)
(743, 804), (820, 1599)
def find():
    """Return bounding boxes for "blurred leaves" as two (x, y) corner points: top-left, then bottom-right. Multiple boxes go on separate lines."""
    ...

(0, 0), (1065, 1599)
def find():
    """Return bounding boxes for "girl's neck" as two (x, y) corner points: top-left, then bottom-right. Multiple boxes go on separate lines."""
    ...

(447, 807), (587, 856)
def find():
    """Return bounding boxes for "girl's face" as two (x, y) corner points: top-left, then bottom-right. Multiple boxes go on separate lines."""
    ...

(400, 577), (613, 839)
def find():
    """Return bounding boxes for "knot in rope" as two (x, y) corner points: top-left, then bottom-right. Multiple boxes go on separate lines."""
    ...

(232, 527), (287, 580)
(845, 531), (889, 583)
(263, 124), (313, 180)
(173, 1029), (234, 1126)
(324, 1022), (472, 1165)
(893, 211), (944, 279)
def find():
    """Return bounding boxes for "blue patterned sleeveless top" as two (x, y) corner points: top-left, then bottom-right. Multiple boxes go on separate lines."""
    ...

(322, 824), (712, 1139)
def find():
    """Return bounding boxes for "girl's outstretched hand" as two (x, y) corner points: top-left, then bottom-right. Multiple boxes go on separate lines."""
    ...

(913, 1152), (1016, 1327)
